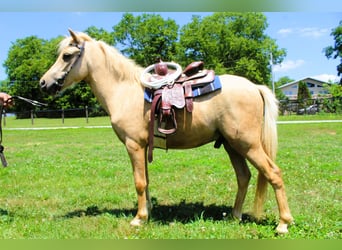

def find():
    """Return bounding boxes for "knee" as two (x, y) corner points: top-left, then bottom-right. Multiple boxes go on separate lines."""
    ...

(273, 166), (282, 177)
(135, 180), (147, 194)
(270, 167), (284, 188)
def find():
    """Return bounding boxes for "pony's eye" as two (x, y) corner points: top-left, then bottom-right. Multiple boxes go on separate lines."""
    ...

(63, 53), (72, 62)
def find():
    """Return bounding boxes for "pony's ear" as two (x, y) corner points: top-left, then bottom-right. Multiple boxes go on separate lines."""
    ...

(68, 28), (80, 44)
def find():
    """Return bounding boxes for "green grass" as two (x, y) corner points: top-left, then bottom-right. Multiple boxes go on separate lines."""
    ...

(0, 116), (341, 239)
(278, 113), (342, 121)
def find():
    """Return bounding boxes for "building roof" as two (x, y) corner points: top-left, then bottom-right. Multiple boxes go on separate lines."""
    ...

(277, 77), (329, 89)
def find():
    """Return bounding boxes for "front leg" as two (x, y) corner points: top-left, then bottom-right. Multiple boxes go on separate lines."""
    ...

(125, 138), (151, 226)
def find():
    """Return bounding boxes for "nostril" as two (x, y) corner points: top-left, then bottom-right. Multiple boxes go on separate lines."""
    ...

(40, 80), (46, 88)
(40, 80), (48, 92)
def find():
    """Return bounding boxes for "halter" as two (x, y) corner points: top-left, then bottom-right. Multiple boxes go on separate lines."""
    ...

(54, 41), (85, 91)
(0, 96), (47, 167)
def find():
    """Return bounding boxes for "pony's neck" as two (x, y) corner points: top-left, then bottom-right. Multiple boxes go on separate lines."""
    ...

(85, 40), (145, 116)
(99, 41), (143, 84)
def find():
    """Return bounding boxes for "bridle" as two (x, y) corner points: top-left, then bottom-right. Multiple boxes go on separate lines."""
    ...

(53, 41), (85, 92)
(0, 96), (47, 167)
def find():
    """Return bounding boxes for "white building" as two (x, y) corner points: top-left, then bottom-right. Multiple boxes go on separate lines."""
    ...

(278, 77), (331, 100)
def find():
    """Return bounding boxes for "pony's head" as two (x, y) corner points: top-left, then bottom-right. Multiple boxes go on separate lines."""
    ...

(40, 29), (91, 94)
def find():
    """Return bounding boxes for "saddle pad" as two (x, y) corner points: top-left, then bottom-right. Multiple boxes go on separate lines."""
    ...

(144, 76), (222, 103)
(162, 84), (185, 109)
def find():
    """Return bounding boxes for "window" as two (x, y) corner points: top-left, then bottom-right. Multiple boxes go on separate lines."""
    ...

(306, 82), (315, 88)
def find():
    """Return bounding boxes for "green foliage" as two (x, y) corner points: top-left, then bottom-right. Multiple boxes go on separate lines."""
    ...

(84, 26), (115, 45)
(276, 76), (295, 87)
(275, 76), (295, 100)
(323, 83), (342, 113)
(3, 36), (54, 113)
(113, 13), (179, 66)
(297, 81), (312, 106)
(3, 36), (99, 116)
(178, 13), (286, 85)
(323, 20), (342, 84)
(325, 82), (342, 97)
(48, 82), (98, 110)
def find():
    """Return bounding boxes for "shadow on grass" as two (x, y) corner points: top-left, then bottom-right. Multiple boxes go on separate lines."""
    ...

(59, 197), (269, 225)
(0, 208), (9, 216)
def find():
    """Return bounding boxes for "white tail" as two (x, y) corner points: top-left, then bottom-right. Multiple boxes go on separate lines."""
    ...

(256, 85), (279, 161)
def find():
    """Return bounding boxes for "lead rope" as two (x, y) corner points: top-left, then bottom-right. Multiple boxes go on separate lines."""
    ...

(0, 102), (9, 167)
(0, 96), (48, 167)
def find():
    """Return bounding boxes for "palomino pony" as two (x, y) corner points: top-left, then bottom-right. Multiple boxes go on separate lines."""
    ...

(40, 29), (293, 234)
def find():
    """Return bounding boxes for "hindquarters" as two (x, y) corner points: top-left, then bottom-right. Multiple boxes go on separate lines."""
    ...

(215, 75), (274, 154)
(164, 75), (277, 152)
(216, 75), (292, 234)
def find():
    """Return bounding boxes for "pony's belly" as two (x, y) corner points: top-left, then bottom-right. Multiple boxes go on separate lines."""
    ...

(165, 130), (218, 149)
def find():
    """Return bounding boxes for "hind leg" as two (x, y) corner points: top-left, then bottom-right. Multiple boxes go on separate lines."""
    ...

(223, 142), (251, 220)
(246, 146), (293, 234)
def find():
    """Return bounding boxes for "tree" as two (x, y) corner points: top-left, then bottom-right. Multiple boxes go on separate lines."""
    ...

(297, 81), (312, 109)
(323, 81), (342, 113)
(4, 35), (99, 117)
(276, 76), (295, 87)
(113, 13), (179, 66)
(323, 20), (342, 85)
(3, 36), (55, 116)
(178, 12), (286, 86)
(84, 26), (114, 45)
(275, 76), (295, 100)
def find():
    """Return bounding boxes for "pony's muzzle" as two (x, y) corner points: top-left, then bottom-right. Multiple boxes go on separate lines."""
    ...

(40, 79), (62, 94)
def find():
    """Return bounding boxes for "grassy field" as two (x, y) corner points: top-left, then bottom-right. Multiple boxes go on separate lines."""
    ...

(0, 115), (341, 239)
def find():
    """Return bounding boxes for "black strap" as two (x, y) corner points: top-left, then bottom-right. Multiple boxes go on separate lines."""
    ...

(10, 96), (48, 107)
(0, 104), (8, 167)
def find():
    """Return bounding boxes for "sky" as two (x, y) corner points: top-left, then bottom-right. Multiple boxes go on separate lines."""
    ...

(0, 12), (341, 83)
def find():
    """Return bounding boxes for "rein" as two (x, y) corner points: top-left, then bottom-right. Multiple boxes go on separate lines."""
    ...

(0, 96), (47, 167)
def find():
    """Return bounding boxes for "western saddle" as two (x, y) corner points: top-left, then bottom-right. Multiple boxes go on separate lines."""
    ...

(143, 60), (217, 162)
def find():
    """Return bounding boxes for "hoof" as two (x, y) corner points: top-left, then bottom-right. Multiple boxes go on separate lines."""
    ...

(276, 223), (289, 234)
(130, 217), (146, 227)
(276, 215), (293, 234)
(232, 210), (242, 221)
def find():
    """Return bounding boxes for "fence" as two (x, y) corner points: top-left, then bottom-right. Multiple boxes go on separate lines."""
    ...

(2, 97), (342, 124)
(2, 106), (107, 125)
(279, 97), (342, 115)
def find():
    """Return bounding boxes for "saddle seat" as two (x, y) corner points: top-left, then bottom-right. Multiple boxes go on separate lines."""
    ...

(149, 61), (215, 132)
(145, 61), (217, 162)
(148, 61), (215, 88)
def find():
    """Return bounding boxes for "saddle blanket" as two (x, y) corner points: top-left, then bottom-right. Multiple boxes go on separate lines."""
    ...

(144, 76), (222, 103)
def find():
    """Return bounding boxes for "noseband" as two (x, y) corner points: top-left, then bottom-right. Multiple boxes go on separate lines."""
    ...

(54, 41), (85, 91)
